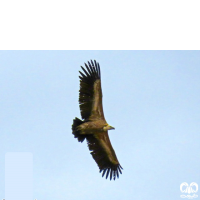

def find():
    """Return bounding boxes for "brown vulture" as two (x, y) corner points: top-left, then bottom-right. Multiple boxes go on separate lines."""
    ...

(72, 60), (123, 180)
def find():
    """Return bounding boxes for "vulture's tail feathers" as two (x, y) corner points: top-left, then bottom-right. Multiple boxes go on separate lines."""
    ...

(72, 117), (86, 142)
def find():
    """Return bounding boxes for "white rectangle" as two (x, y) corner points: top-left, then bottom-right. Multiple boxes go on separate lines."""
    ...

(5, 152), (33, 200)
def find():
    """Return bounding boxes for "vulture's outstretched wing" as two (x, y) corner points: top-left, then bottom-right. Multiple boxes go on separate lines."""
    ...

(79, 60), (105, 121)
(86, 132), (123, 180)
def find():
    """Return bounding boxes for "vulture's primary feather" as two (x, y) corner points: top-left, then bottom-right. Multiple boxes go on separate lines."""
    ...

(72, 60), (123, 180)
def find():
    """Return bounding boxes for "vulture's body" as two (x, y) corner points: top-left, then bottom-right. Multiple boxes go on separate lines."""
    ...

(72, 60), (122, 180)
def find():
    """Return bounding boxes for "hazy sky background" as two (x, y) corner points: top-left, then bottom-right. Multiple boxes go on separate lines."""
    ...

(1, 51), (200, 200)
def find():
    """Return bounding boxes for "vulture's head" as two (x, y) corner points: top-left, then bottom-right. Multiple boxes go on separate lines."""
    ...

(103, 124), (115, 131)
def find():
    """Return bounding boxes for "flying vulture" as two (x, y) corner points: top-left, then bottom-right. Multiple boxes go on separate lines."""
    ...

(72, 60), (123, 180)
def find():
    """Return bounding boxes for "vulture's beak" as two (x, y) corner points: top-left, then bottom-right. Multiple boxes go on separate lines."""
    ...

(109, 126), (115, 130)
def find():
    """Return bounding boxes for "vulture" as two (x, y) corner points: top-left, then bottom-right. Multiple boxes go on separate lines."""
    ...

(72, 60), (123, 180)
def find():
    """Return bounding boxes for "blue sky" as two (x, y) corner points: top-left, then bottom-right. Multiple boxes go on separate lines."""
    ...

(1, 51), (200, 200)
